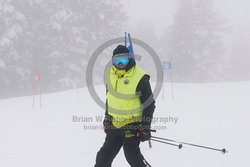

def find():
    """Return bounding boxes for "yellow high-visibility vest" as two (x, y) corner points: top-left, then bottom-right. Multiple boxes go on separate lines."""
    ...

(107, 66), (147, 128)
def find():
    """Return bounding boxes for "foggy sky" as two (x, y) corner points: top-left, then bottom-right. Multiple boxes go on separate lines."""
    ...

(121, 0), (250, 38)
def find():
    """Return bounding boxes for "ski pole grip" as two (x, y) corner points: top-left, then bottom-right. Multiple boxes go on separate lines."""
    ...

(150, 129), (157, 132)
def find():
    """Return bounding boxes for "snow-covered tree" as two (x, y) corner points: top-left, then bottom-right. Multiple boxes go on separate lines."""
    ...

(0, 0), (126, 98)
(0, 0), (29, 98)
(161, 0), (226, 82)
(227, 29), (250, 81)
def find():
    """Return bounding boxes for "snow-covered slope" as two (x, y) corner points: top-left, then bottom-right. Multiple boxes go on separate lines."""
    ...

(0, 82), (250, 167)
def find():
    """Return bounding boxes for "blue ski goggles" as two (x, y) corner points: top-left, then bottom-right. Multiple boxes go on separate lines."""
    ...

(112, 53), (130, 67)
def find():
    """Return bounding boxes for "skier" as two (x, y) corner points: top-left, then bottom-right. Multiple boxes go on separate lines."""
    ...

(95, 45), (155, 167)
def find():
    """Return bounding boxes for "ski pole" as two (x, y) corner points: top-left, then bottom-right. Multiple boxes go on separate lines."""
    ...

(151, 136), (179, 143)
(151, 138), (183, 149)
(151, 136), (228, 154)
(148, 139), (152, 148)
(147, 130), (156, 148)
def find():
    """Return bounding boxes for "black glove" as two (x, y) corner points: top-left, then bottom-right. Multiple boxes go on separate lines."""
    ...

(103, 115), (113, 134)
(137, 128), (151, 142)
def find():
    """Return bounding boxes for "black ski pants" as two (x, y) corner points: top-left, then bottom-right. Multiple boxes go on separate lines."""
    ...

(94, 127), (151, 167)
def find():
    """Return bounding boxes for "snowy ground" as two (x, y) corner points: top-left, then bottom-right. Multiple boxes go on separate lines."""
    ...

(0, 82), (250, 167)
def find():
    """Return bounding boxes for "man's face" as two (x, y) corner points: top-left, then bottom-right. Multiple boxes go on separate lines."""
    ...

(112, 53), (129, 70)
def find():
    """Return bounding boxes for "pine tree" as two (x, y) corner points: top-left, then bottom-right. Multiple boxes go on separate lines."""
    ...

(228, 29), (250, 81)
(162, 0), (225, 82)
(0, 0), (29, 98)
(0, 0), (126, 98)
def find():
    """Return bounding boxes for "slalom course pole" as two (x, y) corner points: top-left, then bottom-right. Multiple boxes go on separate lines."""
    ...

(127, 33), (134, 54)
(125, 32), (127, 47)
(124, 32), (135, 59)
(151, 136), (228, 154)
(32, 73), (42, 110)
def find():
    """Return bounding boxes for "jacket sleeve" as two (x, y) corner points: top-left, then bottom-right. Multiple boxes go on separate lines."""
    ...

(136, 74), (156, 129)
(105, 85), (111, 117)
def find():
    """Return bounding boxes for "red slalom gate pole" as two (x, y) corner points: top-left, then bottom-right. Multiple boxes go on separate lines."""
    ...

(32, 73), (42, 110)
